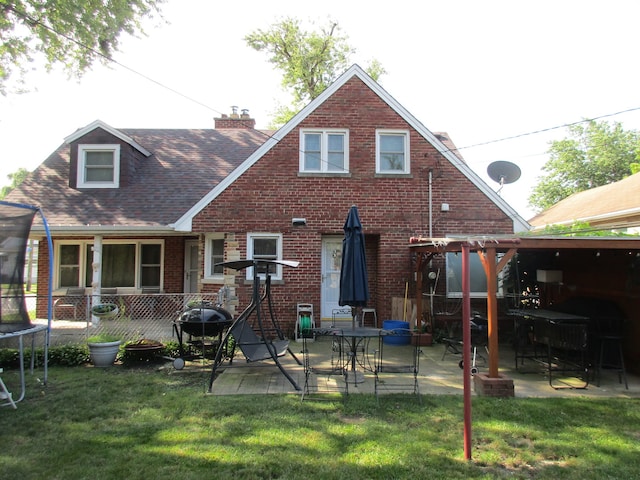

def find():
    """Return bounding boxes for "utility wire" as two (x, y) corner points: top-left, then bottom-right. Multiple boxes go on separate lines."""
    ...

(8, 3), (640, 171)
(454, 106), (640, 152)
(6, 4), (225, 117)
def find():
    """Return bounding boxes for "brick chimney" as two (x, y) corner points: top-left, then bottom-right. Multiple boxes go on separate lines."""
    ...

(214, 106), (256, 129)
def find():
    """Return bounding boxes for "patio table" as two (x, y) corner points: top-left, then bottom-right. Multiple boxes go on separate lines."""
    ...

(312, 327), (384, 384)
(509, 309), (590, 388)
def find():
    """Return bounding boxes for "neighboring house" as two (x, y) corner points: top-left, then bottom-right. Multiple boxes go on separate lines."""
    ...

(528, 172), (640, 233)
(7, 64), (528, 330)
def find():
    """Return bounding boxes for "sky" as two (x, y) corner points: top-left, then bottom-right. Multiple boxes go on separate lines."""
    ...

(1, 0), (640, 221)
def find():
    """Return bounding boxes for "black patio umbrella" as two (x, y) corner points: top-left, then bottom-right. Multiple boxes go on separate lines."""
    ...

(339, 205), (369, 329)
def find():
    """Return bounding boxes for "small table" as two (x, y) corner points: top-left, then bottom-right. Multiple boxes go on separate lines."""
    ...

(313, 327), (383, 384)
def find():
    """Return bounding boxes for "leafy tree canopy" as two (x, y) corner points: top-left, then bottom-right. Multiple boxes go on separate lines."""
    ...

(0, 167), (28, 199)
(528, 120), (640, 212)
(0, 0), (164, 94)
(245, 17), (386, 127)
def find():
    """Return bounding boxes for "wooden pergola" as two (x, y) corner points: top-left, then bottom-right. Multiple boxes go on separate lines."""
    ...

(411, 235), (640, 377)
(409, 235), (640, 459)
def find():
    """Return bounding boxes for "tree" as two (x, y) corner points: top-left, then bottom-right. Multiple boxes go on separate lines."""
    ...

(0, 167), (28, 199)
(528, 120), (640, 211)
(245, 17), (386, 127)
(0, 0), (164, 94)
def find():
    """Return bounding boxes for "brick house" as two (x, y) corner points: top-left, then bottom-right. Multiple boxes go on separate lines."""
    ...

(6, 64), (528, 333)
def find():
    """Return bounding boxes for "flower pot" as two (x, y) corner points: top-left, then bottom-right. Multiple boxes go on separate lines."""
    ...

(411, 333), (433, 346)
(88, 340), (121, 367)
(91, 303), (119, 319)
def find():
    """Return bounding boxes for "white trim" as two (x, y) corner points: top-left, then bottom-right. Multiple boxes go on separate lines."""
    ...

(204, 233), (225, 280)
(54, 239), (164, 290)
(65, 119), (151, 157)
(299, 129), (349, 173)
(530, 206), (640, 231)
(246, 233), (283, 281)
(375, 129), (410, 174)
(77, 144), (120, 188)
(172, 135), (280, 231)
(173, 64), (529, 233)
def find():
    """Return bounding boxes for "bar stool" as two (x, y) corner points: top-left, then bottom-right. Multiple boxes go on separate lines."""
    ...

(361, 308), (377, 327)
(595, 317), (628, 389)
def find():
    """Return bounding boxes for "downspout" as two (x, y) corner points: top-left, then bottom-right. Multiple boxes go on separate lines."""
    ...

(428, 169), (433, 238)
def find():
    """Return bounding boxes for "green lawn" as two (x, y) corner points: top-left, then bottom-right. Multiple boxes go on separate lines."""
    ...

(1, 365), (639, 479)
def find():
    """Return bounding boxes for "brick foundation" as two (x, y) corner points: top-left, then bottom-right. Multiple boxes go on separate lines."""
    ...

(473, 373), (515, 397)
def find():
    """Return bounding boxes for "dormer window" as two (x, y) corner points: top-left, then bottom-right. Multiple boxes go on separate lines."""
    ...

(77, 144), (120, 188)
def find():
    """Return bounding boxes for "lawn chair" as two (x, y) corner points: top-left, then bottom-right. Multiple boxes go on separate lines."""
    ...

(53, 287), (86, 320)
(374, 328), (421, 404)
(301, 328), (349, 400)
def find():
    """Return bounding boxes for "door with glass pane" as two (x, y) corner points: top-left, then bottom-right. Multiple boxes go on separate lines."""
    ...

(184, 240), (199, 293)
(321, 236), (350, 321)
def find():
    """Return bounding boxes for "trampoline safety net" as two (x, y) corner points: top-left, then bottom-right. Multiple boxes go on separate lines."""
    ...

(0, 202), (36, 333)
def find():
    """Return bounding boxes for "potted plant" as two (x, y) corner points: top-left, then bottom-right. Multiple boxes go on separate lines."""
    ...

(412, 321), (433, 346)
(91, 303), (119, 319)
(87, 333), (122, 367)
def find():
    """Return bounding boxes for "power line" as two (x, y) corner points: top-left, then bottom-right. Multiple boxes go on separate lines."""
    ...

(6, 4), (225, 117)
(8, 4), (640, 170)
(454, 106), (640, 152)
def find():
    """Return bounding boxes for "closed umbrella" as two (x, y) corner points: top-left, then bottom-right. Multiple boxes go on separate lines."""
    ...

(339, 205), (369, 329)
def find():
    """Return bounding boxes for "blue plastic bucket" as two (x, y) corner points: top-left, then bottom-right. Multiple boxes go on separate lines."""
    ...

(382, 320), (411, 345)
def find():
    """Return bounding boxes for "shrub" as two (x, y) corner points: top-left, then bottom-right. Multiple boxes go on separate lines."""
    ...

(0, 344), (90, 367)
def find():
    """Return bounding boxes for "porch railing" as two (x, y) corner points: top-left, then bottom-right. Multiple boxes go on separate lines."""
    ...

(32, 293), (224, 345)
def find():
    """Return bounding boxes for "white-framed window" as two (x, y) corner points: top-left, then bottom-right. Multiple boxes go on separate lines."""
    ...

(55, 240), (163, 290)
(376, 130), (410, 174)
(300, 129), (348, 173)
(204, 234), (225, 280)
(246, 233), (283, 281)
(77, 144), (121, 188)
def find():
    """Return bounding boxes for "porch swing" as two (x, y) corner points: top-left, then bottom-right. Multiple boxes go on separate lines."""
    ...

(208, 259), (302, 392)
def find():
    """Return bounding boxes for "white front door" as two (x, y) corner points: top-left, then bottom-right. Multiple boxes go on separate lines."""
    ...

(321, 236), (350, 321)
(184, 240), (199, 293)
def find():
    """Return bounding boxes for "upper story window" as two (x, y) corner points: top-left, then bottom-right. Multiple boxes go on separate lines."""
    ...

(204, 234), (225, 280)
(246, 233), (283, 281)
(77, 144), (121, 188)
(376, 130), (410, 174)
(300, 129), (348, 173)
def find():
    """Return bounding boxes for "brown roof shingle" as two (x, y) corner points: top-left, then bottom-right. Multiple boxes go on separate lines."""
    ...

(528, 172), (640, 228)
(7, 127), (271, 229)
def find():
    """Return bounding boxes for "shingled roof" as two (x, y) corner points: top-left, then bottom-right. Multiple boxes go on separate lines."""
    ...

(528, 172), (640, 230)
(7, 127), (271, 232)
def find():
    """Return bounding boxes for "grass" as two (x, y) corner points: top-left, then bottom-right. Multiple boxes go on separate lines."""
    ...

(0, 365), (639, 479)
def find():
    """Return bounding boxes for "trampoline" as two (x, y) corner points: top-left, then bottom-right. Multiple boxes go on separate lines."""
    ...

(0, 200), (53, 407)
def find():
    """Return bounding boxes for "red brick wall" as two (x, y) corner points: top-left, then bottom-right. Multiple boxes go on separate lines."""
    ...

(163, 237), (188, 293)
(192, 77), (514, 333)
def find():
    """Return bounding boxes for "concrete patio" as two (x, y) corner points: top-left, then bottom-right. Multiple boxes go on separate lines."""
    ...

(31, 317), (639, 399)
(205, 334), (640, 399)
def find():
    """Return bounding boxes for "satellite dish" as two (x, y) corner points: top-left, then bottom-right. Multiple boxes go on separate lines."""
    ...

(487, 161), (521, 192)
